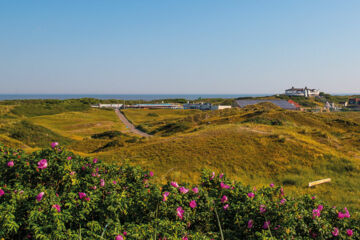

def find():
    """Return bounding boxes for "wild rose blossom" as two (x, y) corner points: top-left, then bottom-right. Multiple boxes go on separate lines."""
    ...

(182, 237), (188, 240)
(260, 205), (266, 214)
(317, 205), (324, 211)
(312, 209), (321, 218)
(219, 173), (224, 179)
(171, 182), (179, 188)
(100, 179), (105, 187)
(176, 207), (184, 219)
(7, 161), (14, 167)
(270, 183), (274, 188)
(338, 207), (350, 218)
(115, 235), (124, 240)
(263, 221), (270, 229)
(223, 204), (229, 210)
(163, 192), (170, 201)
(112, 181), (117, 185)
(189, 200), (197, 208)
(346, 229), (353, 237)
(67, 156), (72, 160)
(210, 172), (215, 180)
(79, 192), (86, 199)
(52, 204), (61, 212)
(221, 195), (228, 203)
(247, 192), (255, 198)
(37, 159), (48, 169)
(149, 171), (154, 177)
(36, 192), (44, 202)
(280, 198), (286, 204)
(192, 187), (199, 194)
(0, 189), (4, 197)
(247, 219), (253, 229)
(332, 227), (339, 237)
(51, 142), (59, 148)
(93, 158), (98, 163)
(220, 182), (230, 189)
(179, 187), (189, 194)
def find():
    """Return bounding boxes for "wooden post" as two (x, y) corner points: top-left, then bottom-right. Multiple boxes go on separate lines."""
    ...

(308, 178), (331, 187)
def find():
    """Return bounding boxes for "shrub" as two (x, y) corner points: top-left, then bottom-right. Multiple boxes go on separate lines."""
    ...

(91, 131), (125, 139)
(0, 144), (359, 239)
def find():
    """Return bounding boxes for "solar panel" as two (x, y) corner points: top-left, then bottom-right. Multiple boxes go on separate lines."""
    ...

(235, 100), (297, 110)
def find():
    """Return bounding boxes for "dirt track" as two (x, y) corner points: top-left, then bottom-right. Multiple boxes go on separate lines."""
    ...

(115, 109), (151, 138)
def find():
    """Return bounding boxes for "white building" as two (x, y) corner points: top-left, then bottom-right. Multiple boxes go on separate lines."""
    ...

(285, 87), (320, 97)
(91, 104), (123, 109)
(211, 105), (232, 110)
(183, 103), (231, 110)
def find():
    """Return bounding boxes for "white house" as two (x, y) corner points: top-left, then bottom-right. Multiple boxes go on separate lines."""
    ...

(91, 104), (123, 109)
(285, 87), (320, 97)
(211, 105), (232, 110)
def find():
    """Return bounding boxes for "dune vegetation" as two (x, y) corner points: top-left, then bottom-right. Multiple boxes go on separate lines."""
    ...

(0, 99), (360, 212)
(1, 143), (359, 239)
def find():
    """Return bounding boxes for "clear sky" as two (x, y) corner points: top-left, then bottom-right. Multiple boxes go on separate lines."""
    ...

(1, 1), (360, 94)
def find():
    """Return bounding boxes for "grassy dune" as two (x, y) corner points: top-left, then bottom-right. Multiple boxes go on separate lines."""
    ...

(1, 101), (360, 209)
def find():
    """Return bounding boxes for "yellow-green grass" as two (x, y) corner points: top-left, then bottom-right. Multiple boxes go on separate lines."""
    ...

(1, 103), (360, 210)
(30, 108), (126, 141)
(95, 116), (360, 209)
(121, 109), (201, 133)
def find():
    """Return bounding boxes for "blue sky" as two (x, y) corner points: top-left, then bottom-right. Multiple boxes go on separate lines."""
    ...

(0, 1), (359, 94)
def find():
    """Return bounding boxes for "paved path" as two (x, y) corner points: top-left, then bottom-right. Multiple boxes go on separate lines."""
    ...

(115, 109), (151, 138)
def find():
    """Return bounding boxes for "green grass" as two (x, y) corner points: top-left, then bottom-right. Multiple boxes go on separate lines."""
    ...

(1, 100), (360, 209)
(30, 108), (126, 140)
(122, 108), (201, 134)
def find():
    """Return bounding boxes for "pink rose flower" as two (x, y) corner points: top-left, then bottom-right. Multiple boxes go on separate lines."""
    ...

(36, 192), (44, 202)
(312, 209), (320, 218)
(189, 200), (197, 209)
(115, 235), (123, 240)
(171, 182), (179, 188)
(346, 229), (353, 237)
(37, 159), (48, 169)
(221, 195), (228, 203)
(93, 158), (98, 163)
(149, 171), (154, 177)
(223, 204), (229, 210)
(220, 182), (230, 189)
(176, 207), (184, 219)
(247, 192), (255, 198)
(51, 142), (59, 148)
(270, 183), (274, 188)
(210, 172), (215, 180)
(179, 187), (189, 194)
(260, 205), (266, 214)
(7, 161), (14, 167)
(79, 192), (86, 199)
(332, 227), (339, 237)
(100, 179), (105, 187)
(247, 219), (253, 229)
(192, 187), (199, 194)
(0, 189), (4, 196)
(263, 221), (270, 229)
(52, 204), (61, 212)
(162, 192), (170, 201)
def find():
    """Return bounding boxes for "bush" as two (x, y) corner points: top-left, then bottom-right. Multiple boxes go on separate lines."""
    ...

(7, 121), (73, 147)
(0, 144), (359, 239)
(91, 131), (125, 139)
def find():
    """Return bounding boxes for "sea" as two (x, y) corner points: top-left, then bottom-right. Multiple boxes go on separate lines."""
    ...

(0, 94), (271, 101)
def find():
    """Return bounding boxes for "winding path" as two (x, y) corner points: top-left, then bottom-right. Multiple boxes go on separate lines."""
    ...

(115, 109), (151, 138)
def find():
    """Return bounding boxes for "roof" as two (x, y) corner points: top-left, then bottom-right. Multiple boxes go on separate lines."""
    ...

(235, 99), (298, 110)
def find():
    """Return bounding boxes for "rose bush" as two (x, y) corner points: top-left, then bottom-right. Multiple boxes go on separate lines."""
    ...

(0, 144), (359, 239)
